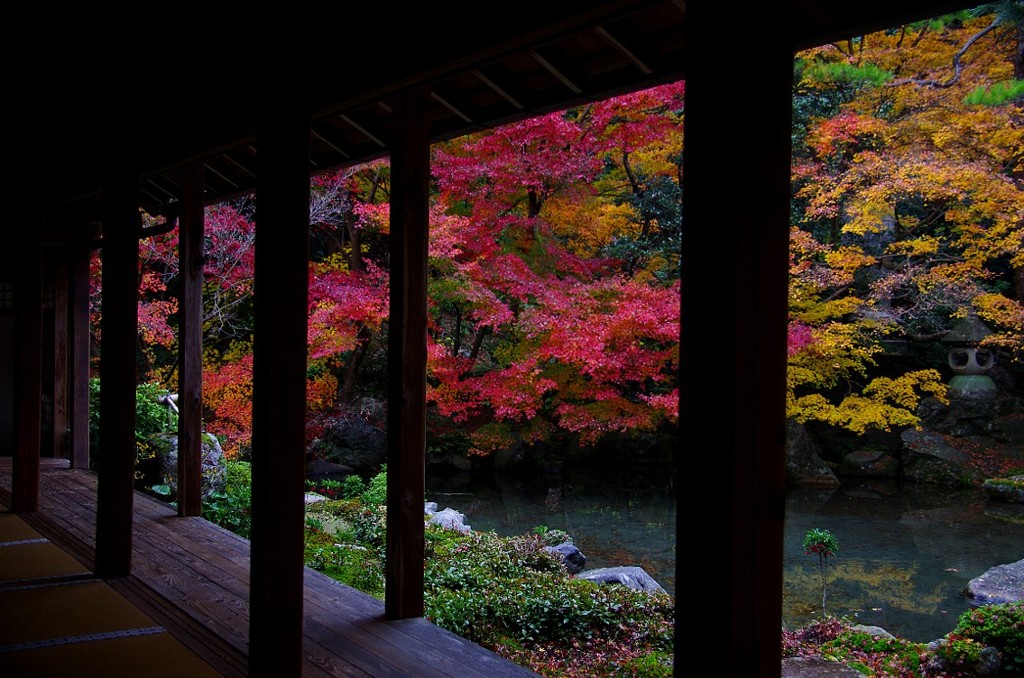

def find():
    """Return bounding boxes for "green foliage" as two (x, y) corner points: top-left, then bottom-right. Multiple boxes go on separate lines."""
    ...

(784, 603), (1024, 676)
(964, 80), (1024, 106)
(88, 377), (179, 484)
(427, 565), (674, 650)
(617, 651), (674, 678)
(421, 525), (673, 673)
(134, 381), (178, 439)
(88, 377), (177, 450)
(306, 475), (367, 501)
(202, 461), (252, 538)
(298, 491), (675, 675)
(801, 61), (894, 87)
(225, 459), (251, 488)
(359, 465), (388, 507)
(424, 528), (565, 592)
(150, 484), (172, 498)
(303, 526), (384, 599)
(822, 630), (926, 675)
(931, 635), (992, 676)
(532, 525), (573, 546)
(340, 475), (366, 498)
(352, 506), (386, 547)
(950, 601), (1024, 674)
(803, 528), (839, 558)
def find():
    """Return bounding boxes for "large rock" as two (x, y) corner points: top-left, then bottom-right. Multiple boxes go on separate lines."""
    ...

(545, 542), (587, 574)
(964, 557), (1024, 606)
(306, 458), (357, 483)
(426, 507), (471, 533)
(577, 566), (667, 595)
(787, 420), (840, 487)
(781, 657), (864, 677)
(839, 449), (899, 478)
(984, 475), (1024, 503)
(900, 429), (977, 486)
(310, 408), (386, 474)
(149, 432), (226, 501)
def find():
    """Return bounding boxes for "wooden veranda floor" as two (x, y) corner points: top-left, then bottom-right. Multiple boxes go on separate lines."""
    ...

(0, 459), (538, 677)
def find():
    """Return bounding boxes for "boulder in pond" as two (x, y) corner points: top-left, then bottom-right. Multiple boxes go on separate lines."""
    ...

(545, 542), (587, 574)
(839, 449), (899, 478)
(426, 507), (471, 533)
(900, 429), (978, 486)
(786, 420), (840, 488)
(964, 557), (1024, 606)
(984, 475), (1024, 503)
(577, 566), (667, 595)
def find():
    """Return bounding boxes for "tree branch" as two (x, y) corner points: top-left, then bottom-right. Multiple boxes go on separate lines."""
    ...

(888, 16), (1000, 88)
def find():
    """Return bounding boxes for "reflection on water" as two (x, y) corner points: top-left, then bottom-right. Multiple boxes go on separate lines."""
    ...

(428, 469), (1024, 644)
(784, 480), (1024, 643)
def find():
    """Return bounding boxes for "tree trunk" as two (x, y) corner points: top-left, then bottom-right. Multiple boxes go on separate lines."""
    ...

(339, 325), (374, 403)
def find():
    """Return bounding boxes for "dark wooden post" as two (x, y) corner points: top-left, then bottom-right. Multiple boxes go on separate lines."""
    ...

(680, 8), (792, 676)
(249, 106), (310, 676)
(177, 164), (205, 517)
(385, 88), (430, 620)
(69, 227), (92, 469)
(12, 219), (43, 513)
(95, 177), (141, 579)
(53, 252), (70, 459)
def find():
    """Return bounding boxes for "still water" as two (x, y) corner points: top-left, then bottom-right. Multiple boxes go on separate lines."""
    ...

(427, 470), (1023, 643)
(784, 479), (1023, 642)
(426, 466), (678, 594)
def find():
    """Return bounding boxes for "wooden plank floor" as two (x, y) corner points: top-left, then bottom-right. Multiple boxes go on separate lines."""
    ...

(0, 460), (538, 677)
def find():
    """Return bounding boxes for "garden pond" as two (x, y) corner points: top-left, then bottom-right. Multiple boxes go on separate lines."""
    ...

(427, 468), (1024, 644)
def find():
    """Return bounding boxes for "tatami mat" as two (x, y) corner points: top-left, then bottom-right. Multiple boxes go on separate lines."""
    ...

(0, 512), (44, 542)
(0, 629), (223, 677)
(0, 580), (159, 646)
(0, 512), (91, 586)
(0, 510), (222, 677)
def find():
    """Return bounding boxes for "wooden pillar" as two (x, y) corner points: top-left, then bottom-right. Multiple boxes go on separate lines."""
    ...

(95, 177), (140, 579)
(177, 164), (205, 517)
(12, 219), (42, 513)
(53, 252), (70, 459)
(680, 8), (792, 676)
(249, 105), (310, 676)
(69, 227), (92, 469)
(385, 88), (430, 620)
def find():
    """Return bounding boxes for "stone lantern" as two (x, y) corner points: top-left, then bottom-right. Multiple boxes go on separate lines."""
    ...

(943, 314), (998, 399)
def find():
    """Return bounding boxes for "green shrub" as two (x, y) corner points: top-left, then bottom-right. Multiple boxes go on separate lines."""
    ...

(303, 527), (384, 599)
(306, 475), (367, 501)
(427, 573), (613, 643)
(423, 525), (673, 653)
(302, 481), (675, 677)
(822, 630), (926, 675)
(532, 524), (573, 546)
(340, 475), (366, 498)
(931, 635), (992, 676)
(948, 601), (1024, 675)
(202, 460), (252, 538)
(88, 378), (178, 483)
(618, 651), (674, 678)
(360, 465), (388, 506)
(352, 506), (386, 547)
